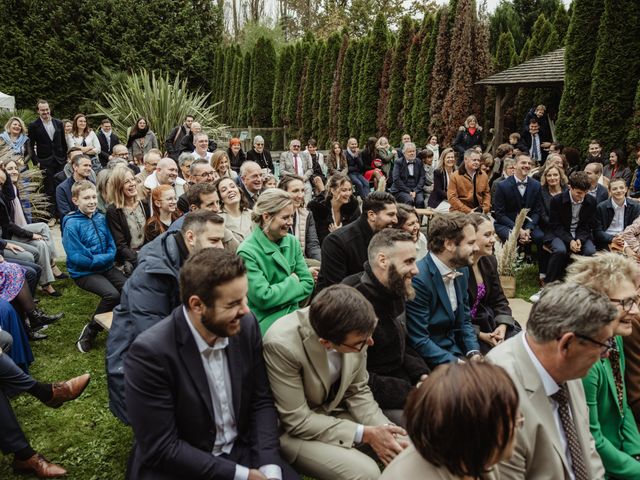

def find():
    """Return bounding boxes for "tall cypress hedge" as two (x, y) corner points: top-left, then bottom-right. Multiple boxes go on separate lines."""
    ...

(251, 37), (277, 127)
(337, 41), (356, 142)
(412, 13), (438, 146)
(387, 17), (415, 144)
(556, 0), (604, 148)
(587, 0), (640, 150)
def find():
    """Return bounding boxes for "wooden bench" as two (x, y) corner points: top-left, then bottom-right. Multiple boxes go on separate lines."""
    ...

(94, 311), (113, 331)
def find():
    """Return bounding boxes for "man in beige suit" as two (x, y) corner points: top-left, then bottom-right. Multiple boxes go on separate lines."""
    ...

(263, 285), (408, 480)
(279, 139), (314, 201)
(487, 282), (615, 479)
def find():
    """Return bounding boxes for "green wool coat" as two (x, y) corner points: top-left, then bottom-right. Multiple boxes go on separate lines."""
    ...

(237, 227), (314, 334)
(582, 336), (640, 479)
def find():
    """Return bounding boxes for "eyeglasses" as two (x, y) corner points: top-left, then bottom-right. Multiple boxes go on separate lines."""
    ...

(338, 335), (372, 352)
(574, 333), (615, 355)
(292, 145), (301, 149)
(610, 295), (640, 312)
(194, 171), (216, 178)
(114, 152), (129, 158)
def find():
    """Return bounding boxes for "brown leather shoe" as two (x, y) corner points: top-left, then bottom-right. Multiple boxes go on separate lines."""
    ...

(44, 373), (90, 408)
(13, 453), (67, 477)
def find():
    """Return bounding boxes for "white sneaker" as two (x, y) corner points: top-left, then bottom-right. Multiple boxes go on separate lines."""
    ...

(529, 290), (542, 303)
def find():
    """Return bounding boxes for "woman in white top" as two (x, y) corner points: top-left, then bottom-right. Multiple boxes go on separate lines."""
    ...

(66, 114), (101, 173)
(214, 177), (252, 243)
(426, 134), (440, 169)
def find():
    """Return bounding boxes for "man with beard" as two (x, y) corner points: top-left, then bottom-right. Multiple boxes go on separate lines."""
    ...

(125, 248), (298, 480)
(343, 229), (429, 427)
(107, 210), (226, 424)
(406, 212), (481, 368)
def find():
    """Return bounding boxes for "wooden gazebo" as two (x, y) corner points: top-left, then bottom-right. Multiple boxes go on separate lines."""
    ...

(476, 48), (565, 152)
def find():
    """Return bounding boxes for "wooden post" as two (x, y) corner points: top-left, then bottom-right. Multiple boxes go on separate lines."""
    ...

(493, 86), (505, 156)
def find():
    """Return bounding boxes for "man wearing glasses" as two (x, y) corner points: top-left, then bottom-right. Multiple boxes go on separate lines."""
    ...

(177, 159), (218, 213)
(263, 285), (409, 480)
(246, 135), (275, 173)
(280, 139), (313, 201)
(487, 282), (614, 480)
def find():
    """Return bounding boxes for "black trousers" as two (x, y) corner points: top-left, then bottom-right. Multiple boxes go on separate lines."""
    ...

(40, 162), (64, 218)
(0, 343), (36, 454)
(74, 268), (127, 330)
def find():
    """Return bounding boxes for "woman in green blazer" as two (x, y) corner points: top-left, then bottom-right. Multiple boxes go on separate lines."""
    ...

(237, 188), (314, 333)
(567, 253), (640, 479)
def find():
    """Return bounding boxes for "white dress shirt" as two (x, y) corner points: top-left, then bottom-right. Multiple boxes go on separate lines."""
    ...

(522, 334), (576, 480)
(430, 252), (458, 312)
(569, 195), (583, 238)
(605, 199), (626, 236)
(513, 174), (528, 197)
(42, 119), (55, 140)
(184, 308), (282, 480)
(326, 348), (365, 443)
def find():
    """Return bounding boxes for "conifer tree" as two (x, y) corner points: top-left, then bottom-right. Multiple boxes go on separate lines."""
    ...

(376, 46), (393, 138)
(238, 51), (252, 126)
(441, 0), (476, 145)
(285, 43), (304, 130)
(271, 46), (291, 128)
(337, 41), (356, 142)
(428, 7), (451, 136)
(387, 16), (415, 144)
(311, 42), (326, 137)
(552, 2), (570, 45)
(494, 31), (517, 71)
(401, 29), (424, 139)
(318, 33), (341, 146)
(250, 37), (276, 127)
(627, 81), (640, 150)
(357, 15), (389, 141)
(412, 13), (438, 145)
(349, 40), (366, 139)
(301, 42), (319, 141)
(329, 33), (350, 142)
(556, 0), (604, 148)
(587, 0), (640, 150)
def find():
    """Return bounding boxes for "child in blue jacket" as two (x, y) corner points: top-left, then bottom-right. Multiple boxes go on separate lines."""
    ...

(62, 181), (127, 353)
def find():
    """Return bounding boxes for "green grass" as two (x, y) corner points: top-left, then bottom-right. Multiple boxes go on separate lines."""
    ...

(0, 263), (539, 479)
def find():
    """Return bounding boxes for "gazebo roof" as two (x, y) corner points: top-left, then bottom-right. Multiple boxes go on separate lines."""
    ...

(476, 48), (565, 88)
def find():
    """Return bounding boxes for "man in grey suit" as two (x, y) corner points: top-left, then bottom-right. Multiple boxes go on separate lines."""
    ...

(279, 139), (314, 201)
(487, 283), (615, 479)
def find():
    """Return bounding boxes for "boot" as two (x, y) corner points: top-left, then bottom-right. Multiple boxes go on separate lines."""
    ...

(29, 309), (63, 331)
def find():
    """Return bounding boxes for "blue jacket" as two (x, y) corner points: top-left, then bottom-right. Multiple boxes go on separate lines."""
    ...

(406, 253), (479, 367)
(62, 210), (116, 278)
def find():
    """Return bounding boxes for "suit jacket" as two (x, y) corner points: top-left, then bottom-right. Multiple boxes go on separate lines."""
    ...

(380, 444), (500, 480)
(516, 131), (548, 163)
(279, 151), (313, 181)
(406, 253), (480, 367)
(582, 337), (640, 479)
(447, 169), (491, 213)
(27, 117), (67, 167)
(487, 333), (605, 480)
(97, 131), (121, 167)
(594, 198), (640, 249)
(547, 190), (597, 245)
(124, 307), (284, 480)
(390, 158), (426, 194)
(493, 175), (543, 234)
(317, 214), (373, 290)
(262, 308), (389, 459)
(590, 184), (609, 205)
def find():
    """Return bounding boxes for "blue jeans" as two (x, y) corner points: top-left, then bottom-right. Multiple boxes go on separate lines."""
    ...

(349, 173), (370, 199)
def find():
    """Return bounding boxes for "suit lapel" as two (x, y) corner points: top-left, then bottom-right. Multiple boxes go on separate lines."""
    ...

(175, 311), (215, 424)
(514, 336), (572, 474)
(300, 313), (332, 396)
(226, 336), (243, 421)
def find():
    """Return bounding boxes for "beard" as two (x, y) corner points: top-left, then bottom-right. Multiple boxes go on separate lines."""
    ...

(201, 307), (242, 338)
(388, 263), (415, 301)
(449, 248), (474, 269)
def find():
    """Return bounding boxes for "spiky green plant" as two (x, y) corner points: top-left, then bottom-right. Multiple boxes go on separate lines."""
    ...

(0, 108), (38, 128)
(92, 69), (227, 149)
(0, 146), (51, 219)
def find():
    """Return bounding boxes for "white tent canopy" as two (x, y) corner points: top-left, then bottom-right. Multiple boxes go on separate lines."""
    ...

(0, 92), (15, 110)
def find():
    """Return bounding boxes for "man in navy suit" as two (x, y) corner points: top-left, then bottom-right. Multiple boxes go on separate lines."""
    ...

(584, 162), (609, 204)
(406, 213), (481, 368)
(27, 100), (67, 217)
(594, 178), (640, 250)
(517, 117), (549, 164)
(390, 142), (426, 208)
(125, 248), (297, 480)
(545, 171), (597, 283)
(493, 153), (544, 269)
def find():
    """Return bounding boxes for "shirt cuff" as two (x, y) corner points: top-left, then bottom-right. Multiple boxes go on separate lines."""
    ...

(259, 464), (282, 480)
(234, 465), (249, 480)
(354, 424), (364, 444)
(465, 350), (481, 358)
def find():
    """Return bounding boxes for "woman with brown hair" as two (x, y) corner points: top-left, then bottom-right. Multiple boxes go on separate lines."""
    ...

(214, 176), (252, 243)
(211, 150), (238, 180)
(307, 173), (361, 245)
(381, 362), (521, 479)
(326, 141), (348, 176)
(144, 185), (181, 243)
(126, 117), (159, 165)
(66, 114), (102, 172)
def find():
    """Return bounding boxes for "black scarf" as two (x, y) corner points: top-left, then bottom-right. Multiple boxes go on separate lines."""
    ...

(126, 126), (149, 148)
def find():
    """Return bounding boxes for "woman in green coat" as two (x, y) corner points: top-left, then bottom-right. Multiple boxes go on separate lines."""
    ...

(566, 254), (640, 479)
(237, 188), (315, 333)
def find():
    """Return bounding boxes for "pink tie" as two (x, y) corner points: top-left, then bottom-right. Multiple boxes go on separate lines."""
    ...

(294, 154), (300, 174)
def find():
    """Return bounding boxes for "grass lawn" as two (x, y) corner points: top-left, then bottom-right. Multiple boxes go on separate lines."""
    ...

(0, 263), (539, 479)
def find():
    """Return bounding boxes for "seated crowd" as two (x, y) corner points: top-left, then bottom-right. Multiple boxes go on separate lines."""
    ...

(2, 101), (640, 480)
